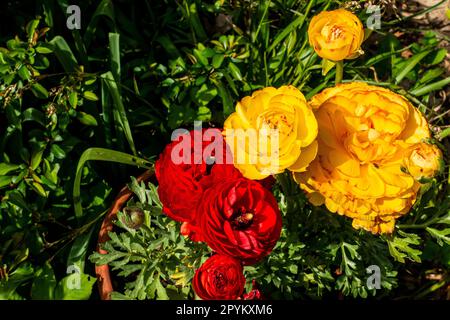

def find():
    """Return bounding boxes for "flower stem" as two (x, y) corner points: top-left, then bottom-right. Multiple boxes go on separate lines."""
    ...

(335, 60), (344, 85)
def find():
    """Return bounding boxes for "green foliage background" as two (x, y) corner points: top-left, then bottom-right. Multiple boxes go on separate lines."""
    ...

(0, 0), (448, 299)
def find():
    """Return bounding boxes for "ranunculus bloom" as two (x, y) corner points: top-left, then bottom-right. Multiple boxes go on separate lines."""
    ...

(405, 142), (443, 181)
(193, 254), (245, 300)
(294, 82), (440, 234)
(155, 129), (237, 241)
(308, 9), (364, 61)
(242, 280), (262, 300)
(199, 178), (282, 264)
(224, 86), (318, 180)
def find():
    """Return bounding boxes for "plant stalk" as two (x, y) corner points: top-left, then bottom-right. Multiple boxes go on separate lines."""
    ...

(335, 60), (344, 85)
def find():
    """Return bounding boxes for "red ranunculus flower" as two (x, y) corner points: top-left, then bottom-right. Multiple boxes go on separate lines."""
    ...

(199, 178), (282, 265)
(242, 280), (263, 300)
(193, 254), (245, 300)
(155, 128), (238, 241)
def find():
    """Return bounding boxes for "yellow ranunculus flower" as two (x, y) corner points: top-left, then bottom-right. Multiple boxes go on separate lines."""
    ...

(308, 9), (364, 61)
(224, 86), (318, 180)
(294, 82), (441, 234)
(405, 142), (443, 181)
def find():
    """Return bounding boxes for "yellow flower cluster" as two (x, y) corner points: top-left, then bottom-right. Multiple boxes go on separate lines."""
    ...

(223, 9), (443, 234)
(294, 82), (441, 234)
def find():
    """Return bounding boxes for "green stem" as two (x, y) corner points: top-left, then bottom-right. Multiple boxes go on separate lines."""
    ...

(335, 60), (344, 85)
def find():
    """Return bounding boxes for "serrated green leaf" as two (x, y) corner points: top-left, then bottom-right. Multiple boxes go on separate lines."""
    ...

(426, 227), (450, 246)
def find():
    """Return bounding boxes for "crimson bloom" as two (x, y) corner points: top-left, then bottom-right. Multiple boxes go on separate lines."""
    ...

(193, 254), (245, 300)
(155, 129), (237, 240)
(199, 178), (282, 265)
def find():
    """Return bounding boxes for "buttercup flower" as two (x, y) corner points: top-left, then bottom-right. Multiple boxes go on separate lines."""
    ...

(405, 142), (443, 181)
(308, 9), (364, 61)
(224, 86), (318, 180)
(193, 254), (245, 300)
(294, 82), (440, 234)
(199, 178), (282, 264)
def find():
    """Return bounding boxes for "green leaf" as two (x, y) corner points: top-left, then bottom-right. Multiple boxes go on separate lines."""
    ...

(6, 190), (31, 211)
(84, 0), (116, 48)
(212, 54), (225, 69)
(321, 58), (336, 76)
(438, 127), (450, 140)
(31, 149), (45, 170)
(73, 148), (152, 219)
(386, 231), (422, 263)
(424, 48), (446, 65)
(426, 227), (450, 246)
(213, 79), (233, 116)
(193, 48), (208, 66)
(101, 71), (136, 155)
(18, 65), (31, 80)
(23, 108), (46, 126)
(77, 112), (98, 126)
(30, 181), (48, 197)
(50, 144), (66, 159)
(228, 62), (242, 81)
(109, 33), (121, 83)
(31, 262), (57, 300)
(31, 83), (49, 99)
(268, 11), (309, 52)
(155, 277), (169, 300)
(0, 163), (21, 175)
(156, 35), (181, 59)
(83, 91), (99, 101)
(0, 176), (13, 188)
(416, 68), (444, 86)
(67, 228), (96, 273)
(26, 19), (40, 43)
(410, 77), (450, 96)
(186, 1), (207, 42)
(69, 92), (78, 108)
(54, 273), (96, 300)
(0, 264), (34, 299)
(36, 45), (53, 54)
(394, 49), (432, 84)
(50, 36), (78, 72)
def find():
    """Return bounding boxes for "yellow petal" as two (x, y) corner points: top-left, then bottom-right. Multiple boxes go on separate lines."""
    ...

(289, 140), (319, 172)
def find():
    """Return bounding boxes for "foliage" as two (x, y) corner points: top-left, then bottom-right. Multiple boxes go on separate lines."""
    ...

(89, 178), (208, 300)
(0, 0), (449, 299)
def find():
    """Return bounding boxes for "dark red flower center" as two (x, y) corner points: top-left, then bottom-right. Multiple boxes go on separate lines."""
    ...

(213, 271), (226, 289)
(231, 210), (254, 230)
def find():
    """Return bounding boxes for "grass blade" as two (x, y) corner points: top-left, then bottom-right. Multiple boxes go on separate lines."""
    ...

(101, 71), (136, 155)
(109, 33), (121, 83)
(50, 36), (78, 72)
(394, 49), (432, 84)
(267, 0), (313, 53)
(410, 77), (450, 96)
(84, 0), (116, 48)
(73, 147), (152, 219)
